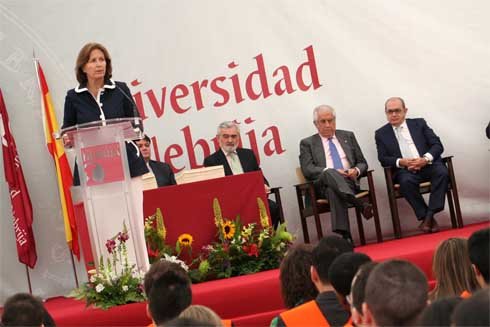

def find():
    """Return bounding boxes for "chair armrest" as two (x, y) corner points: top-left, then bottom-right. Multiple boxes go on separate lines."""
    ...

(441, 156), (453, 164)
(269, 186), (282, 193)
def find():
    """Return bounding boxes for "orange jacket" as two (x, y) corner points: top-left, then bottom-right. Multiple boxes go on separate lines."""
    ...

(280, 300), (351, 327)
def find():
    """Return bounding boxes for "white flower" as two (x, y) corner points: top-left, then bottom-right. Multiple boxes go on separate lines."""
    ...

(161, 253), (189, 271)
(122, 285), (129, 292)
(109, 272), (118, 281)
(87, 269), (97, 275)
(90, 275), (97, 283)
(95, 283), (105, 293)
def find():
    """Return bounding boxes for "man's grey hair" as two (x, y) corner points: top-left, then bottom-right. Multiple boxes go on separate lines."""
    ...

(217, 121), (240, 135)
(313, 105), (336, 123)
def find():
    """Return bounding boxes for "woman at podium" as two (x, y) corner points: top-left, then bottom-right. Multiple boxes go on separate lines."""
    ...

(62, 42), (148, 185)
(61, 42), (150, 271)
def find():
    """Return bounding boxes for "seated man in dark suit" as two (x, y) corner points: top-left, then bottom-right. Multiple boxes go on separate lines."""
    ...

(203, 121), (281, 229)
(300, 105), (373, 244)
(375, 97), (448, 233)
(135, 135), (176, 187)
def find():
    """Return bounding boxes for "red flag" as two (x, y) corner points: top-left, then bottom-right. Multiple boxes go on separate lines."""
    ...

(35, 61), (80, 259)
(0, 89), (37, 268)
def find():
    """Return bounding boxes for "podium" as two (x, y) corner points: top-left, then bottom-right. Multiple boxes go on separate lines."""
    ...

(60, 118), (150, 272)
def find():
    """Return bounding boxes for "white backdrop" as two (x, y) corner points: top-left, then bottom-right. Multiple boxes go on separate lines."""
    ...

(0, 0), (489, 303)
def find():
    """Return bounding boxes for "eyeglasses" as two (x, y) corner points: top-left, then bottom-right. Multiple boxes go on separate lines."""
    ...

(385, 109), (403, 115)
(221, 134), (239, 140)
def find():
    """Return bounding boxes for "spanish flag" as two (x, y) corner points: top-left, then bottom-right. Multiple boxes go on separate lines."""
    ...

(35, 61), (80, 259)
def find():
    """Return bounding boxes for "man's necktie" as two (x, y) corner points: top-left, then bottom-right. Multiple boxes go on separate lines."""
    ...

(228, 152), (243, 174)
(395, 126), (413, 158)
(328, 138), (344, 169)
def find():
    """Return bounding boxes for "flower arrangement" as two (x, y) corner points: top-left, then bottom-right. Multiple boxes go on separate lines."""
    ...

(188, 198), (293, 282)
(144, 208), (173, 263)
(68, 223), (146, 309)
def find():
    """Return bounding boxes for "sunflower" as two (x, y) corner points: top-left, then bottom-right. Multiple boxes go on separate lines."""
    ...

(221, 221), (236, 240)
(177, 233), (193, 247)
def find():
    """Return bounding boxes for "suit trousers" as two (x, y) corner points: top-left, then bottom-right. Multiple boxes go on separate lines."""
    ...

(314, 169), (359, 234)
(394, 162), (448, 220)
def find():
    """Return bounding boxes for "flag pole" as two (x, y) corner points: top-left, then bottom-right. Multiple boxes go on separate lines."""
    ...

(33, 53), (79, 289)
(69, 251), (79, 288)
(25, 265), (33, 294)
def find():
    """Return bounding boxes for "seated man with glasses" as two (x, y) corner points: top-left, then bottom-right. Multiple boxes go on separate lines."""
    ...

(375, 97), (448, 233)
(203, 121), (281, 229)
(135, 135), (176, 188)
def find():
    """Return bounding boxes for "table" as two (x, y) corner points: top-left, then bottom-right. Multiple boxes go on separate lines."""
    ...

(143, 171), (270, 254)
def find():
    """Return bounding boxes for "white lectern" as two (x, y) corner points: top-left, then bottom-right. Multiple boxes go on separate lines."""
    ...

(60, 118), (149, 272)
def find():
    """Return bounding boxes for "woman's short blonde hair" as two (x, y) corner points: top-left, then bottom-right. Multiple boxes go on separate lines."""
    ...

(75, 42), (112, 84)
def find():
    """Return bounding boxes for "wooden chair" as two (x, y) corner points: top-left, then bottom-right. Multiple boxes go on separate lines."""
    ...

(383, 156), (463, 239)
(294, 168), (383, 245)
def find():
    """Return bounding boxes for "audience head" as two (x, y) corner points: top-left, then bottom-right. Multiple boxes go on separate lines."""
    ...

(164, 317), (215, 327)
(75, 42), (112, 84)
(430, 237), (479, 301)
(418, 296), (462, 326)
(144, 260), (192, 325)
(1, 293), (46, 326)
(216, 121), (240, 154)
(328, 252), (372, 310)
(313, 105), (336, 138)
(468, 227), (490, 287)
(178, 305), (222, 327)
(349, 262), (378, 327)
(363, 259), (428, 326)
(135, 134), (152, 162)
(279, 243), (318, 309)
(451, 288), (490, 326)
(384, 96), (407, 127)
(311, 235), (354, 289)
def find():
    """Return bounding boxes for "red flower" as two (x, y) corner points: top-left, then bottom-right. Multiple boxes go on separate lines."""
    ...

(117, 232), (129, 243)
(105, 239), (116, 254)
(244, 243), (259, 257)
(147, 247), (159, 258)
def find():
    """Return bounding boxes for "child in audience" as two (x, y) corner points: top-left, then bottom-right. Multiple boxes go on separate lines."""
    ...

(1, 293), (48, 327)
(275, 235), (353, 327)
(179, 305), (224, 327)
(451, 288), (490, 326)
(348, 262), (378, 327)
(270, 244), (318, 327)
(328, 252), (371, 313)
(419, 296), (462, 326)
(429, 238), (479, 301)
(468, 227), (490, 288)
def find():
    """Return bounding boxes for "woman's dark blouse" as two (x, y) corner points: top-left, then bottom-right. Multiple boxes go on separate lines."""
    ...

(62, 79), (148, 183)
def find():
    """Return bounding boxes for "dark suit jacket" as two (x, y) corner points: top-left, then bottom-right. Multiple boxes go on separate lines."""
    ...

(375, 118), (444, 171)
(203, 148), (269, 185)
(149, 160), (176, 187)
(299, 130), (368, 183)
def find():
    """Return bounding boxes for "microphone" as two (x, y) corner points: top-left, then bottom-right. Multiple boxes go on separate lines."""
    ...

(115, 82), (143, 135)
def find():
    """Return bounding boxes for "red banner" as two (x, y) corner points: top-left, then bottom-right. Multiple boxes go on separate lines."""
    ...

(0, 88), (37, 268)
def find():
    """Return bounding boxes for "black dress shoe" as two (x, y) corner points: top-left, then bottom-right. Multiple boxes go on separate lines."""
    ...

(418, 216), (433, 233)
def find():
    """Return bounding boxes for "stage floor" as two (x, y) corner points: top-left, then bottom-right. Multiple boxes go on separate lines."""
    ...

(43, 221), (489, 327)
